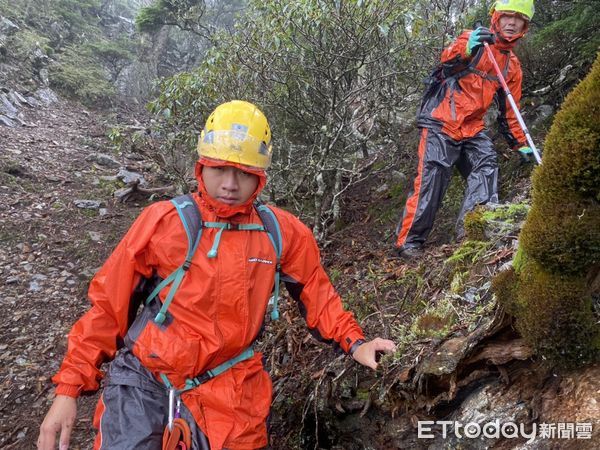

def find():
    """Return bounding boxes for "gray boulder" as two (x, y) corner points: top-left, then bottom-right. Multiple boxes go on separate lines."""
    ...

(0, 92), (18, 118)
(0, 17), (20, 35)
(86, 153), (121, 169)
(34, 87), (59, 106)
(0, 114), (16, 127)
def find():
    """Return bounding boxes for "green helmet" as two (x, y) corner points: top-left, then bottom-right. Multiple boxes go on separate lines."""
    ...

(492, 0), (534, 20)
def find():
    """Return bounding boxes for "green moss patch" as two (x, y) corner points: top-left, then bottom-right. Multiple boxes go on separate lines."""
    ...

(497, 54), (600, 368)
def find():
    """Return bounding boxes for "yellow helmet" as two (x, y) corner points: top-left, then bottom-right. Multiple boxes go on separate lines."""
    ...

(197, 100), (273, 170)
(492, 0), (534, 20)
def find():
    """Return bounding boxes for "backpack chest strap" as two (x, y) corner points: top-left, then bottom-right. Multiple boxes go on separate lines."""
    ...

(147, 196), (283, 326)
(203, 221), (266, 258)
(204, 218), (282, 320)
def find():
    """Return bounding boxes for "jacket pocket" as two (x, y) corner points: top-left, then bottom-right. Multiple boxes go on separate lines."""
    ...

(126, 301), (203, 378)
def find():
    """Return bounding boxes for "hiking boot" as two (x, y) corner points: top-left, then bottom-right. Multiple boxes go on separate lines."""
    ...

(396, 246), (423, 260)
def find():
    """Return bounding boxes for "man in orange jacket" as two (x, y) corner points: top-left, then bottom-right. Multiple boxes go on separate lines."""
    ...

(37, 100), (396, 449)
(396, 0), (535, 258)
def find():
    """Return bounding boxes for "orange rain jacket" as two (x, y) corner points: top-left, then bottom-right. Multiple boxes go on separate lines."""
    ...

(52, 161), (365, 449)
(419, 30), (527, 148)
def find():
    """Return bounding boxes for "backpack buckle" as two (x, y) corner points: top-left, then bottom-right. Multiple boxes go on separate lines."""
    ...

(191, 372), (212, 386)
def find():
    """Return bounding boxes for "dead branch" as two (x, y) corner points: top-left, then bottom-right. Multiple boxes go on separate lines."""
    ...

(114, 180), (176, 202)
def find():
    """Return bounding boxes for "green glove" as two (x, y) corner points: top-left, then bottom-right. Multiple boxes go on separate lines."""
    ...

(467, 27), (495, 56)
(518, 146), (534, 163)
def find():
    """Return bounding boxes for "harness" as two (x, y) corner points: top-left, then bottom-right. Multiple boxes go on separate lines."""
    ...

(439, 46), (507, 84)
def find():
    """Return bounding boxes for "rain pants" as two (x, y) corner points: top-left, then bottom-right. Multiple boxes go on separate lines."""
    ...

(396, 30), (527, 249)
(52, 160), (365, 449)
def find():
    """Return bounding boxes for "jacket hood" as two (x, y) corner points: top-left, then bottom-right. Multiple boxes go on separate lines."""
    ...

(194, 158), (267, 219)
(491, 11), (528, 48)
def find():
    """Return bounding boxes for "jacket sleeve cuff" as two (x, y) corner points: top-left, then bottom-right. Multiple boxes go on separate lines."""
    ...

(55, 384), (82, 398)
(464, 42), (472, 58)
(348, 339), (366, 356)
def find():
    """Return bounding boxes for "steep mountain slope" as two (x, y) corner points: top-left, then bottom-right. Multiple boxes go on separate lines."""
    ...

(1, 94), (598, 448)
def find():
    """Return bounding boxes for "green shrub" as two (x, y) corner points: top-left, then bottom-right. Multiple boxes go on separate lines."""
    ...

(50, 44), (115, 105)
(10, 29), (50, 60)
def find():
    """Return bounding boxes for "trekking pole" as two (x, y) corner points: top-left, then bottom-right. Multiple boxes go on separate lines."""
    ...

(482, 41), (542, 164)
(472, 20), (542, 165)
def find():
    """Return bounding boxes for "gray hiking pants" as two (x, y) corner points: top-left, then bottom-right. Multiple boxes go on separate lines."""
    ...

(396, 127), (498, 249)
(96, 349), (211, 449)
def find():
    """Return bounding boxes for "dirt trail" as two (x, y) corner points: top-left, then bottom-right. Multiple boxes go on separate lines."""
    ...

(0, 99), (141, 448)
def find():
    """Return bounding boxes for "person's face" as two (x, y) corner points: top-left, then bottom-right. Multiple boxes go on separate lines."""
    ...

(201, 165), (259, 205)
(498, 12), (526, 38)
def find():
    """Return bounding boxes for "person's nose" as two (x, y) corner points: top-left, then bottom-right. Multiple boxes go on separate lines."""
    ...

(221, 169), (239, 192)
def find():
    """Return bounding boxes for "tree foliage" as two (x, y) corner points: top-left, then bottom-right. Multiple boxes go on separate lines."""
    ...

(88, 38), (136, 82)
(148, 0), (477, 239)
(136, 0), (212, 37)
(0, 1), (142, 102)
(3, 0), (598, 240)
(147, 0), (600, 240)
(518, 0), (600, 103)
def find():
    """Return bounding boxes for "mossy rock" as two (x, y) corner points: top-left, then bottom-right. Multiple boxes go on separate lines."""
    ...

(412, 311), (456, 339)
(464, 203), (529, 241)
(411, 297), (458, 339)
(510, 54), (600, 370)
(463, 207), (486, 241)
(514, 260), (599, 368)
(520, 199), (600, 275)
(492, 267), (519, 316)
(445, 239), (491, 268)
(518, 55), (600, 276)
(539, 56), (600, 202)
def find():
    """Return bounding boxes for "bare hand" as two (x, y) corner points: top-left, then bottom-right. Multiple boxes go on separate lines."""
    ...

(351, 337), (396, 370)
(37, 395), (77, 450)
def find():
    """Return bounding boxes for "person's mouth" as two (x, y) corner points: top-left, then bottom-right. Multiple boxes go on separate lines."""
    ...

(218, 196), (239, 205)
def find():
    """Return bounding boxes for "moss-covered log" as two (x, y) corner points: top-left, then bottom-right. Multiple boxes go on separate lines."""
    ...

(494, 53), (600, 368)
